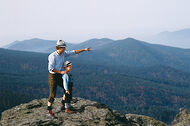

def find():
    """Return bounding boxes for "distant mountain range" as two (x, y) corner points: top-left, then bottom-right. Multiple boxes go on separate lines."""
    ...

(3, 38), (76, 53)
(3, 38), (114, 53)
(149, 28), (190, 49)
(2, 37), (190, 73)
(3, 28), (190, 52)
(71, 38), (190, 73)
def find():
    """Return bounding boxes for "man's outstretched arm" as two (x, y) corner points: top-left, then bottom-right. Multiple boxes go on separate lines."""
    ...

(75, 47), (90, 54)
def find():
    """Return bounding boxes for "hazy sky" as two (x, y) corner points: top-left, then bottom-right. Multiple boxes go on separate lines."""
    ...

(0, 0), (190, 46)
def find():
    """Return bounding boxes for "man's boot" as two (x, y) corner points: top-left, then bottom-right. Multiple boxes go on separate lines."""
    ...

(47, 106), (55, 119)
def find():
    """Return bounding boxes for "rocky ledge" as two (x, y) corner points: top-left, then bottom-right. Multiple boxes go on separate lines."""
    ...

(171, 108), (190, 126)
(0, 97), (170, 126)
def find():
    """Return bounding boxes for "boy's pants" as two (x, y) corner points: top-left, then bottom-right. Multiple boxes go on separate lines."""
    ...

(63, 81), (73, 108)
(65, 103), (71, 109)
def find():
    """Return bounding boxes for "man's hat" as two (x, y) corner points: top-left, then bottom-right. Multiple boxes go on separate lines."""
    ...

(64, 61), (72, 67)
(56, 40), (66, 47)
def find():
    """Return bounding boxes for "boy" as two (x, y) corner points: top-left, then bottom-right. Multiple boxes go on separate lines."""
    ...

(61, 61), (74, 114)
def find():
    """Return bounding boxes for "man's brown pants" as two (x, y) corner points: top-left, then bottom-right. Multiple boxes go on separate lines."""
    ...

(48, 73), (64, 103)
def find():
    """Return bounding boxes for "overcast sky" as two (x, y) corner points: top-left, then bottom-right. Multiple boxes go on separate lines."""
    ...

(0, 0), (190, 46)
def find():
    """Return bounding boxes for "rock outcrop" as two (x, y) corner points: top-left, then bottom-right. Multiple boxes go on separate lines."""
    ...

(126, 114), (167, 126)
(0, 97), (168, 126)
(171, 108), (190, 126)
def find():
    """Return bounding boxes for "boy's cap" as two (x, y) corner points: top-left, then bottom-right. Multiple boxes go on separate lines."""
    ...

(56, 40), (66, 47)
(64, 61), (72, 67)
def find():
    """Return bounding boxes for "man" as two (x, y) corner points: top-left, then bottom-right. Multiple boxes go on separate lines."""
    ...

(47, 40), (90, 118)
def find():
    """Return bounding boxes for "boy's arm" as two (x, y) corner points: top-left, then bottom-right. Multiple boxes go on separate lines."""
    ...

(63, 74), (69, 91)
(75, 47), (90, 54)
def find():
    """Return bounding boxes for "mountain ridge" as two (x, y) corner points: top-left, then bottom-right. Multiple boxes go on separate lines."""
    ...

(149, 28), (190, 48)
(3, 38), (75, 53)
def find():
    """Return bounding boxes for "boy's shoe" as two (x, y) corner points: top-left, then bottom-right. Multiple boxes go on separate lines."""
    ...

(60, 105), (65, 111)
(65, 108), (73, 114)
